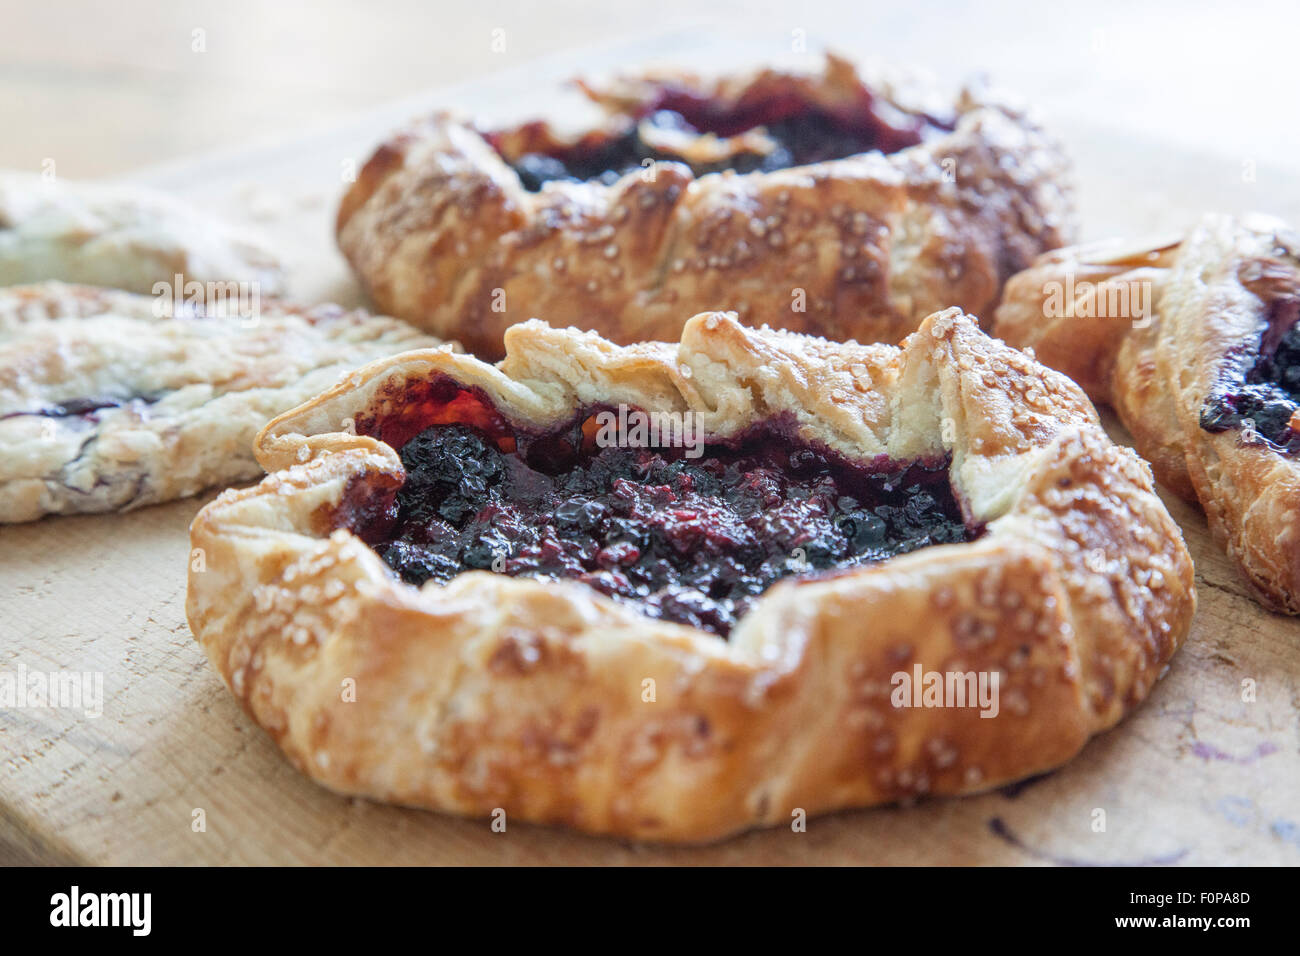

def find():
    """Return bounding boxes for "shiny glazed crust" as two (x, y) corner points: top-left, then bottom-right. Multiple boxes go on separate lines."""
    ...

(0, 282), (446, 522)
(996, 214), (1300, 613)
(336, 54), (1074, 359)
(187, 311), (1193, 842)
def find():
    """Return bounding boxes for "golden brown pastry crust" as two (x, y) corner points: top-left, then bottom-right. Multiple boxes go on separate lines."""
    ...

(336, 54), (1074, 359)
(187, 311), (1192, 842)
(996, 215), (1300, 613)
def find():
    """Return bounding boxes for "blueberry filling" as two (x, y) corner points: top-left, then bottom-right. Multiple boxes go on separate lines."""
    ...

(496, 89), (948, 192)
(348, 400), (973, 637)
(1200, 289), (1300, 452)
(0, 394), (156, 421)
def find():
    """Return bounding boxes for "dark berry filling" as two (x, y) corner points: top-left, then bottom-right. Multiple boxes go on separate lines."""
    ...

(0, 394), (157, 421)
(1200, 288), (1300, 452)
(495, 88), (948, 192)
(344, 389), (973, 637)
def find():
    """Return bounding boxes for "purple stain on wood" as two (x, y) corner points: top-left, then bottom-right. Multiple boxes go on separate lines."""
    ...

(987, 817), (1189, 867)
(1191, 741), (1279, 763)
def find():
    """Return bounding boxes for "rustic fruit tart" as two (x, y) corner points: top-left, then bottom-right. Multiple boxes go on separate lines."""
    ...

(187, 310), (1192, 841)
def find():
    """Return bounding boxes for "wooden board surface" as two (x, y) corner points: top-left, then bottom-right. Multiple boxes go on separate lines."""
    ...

(3, 30), (1299, 865)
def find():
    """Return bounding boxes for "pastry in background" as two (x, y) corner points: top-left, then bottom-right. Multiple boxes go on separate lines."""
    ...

(0, 171), (286, 297)
(338, 53), (1074, 358)
(996, 214), (1300, 613)
(0, 282), (449, 522)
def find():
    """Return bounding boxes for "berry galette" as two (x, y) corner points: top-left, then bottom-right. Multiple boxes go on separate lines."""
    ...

(0, 282), (446, 521)
(997, 214), (1300, 613)
(187, 310), (1193, 841)
(337, 54), (1074, 358)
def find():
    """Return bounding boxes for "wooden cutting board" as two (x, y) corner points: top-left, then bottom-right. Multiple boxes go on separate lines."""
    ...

(3, 30), (1298, 865)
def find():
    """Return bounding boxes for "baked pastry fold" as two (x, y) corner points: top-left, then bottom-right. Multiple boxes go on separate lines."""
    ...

(996, 214), (1300, 613)
(188, 311), (1192, 841)
(337, 54), (1074, 358)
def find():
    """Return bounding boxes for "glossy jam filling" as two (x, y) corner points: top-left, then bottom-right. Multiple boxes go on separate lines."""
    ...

(1200, 289), (1300, 453)
(494, 89), (948, 192)
(345, 381), (973, 637)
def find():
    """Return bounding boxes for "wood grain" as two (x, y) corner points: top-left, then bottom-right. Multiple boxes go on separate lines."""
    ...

(2, 29), (1298, 865)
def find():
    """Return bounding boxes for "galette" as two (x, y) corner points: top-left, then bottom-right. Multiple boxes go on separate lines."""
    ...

(0, 282), (445, 522)
(0, 172), (286, 297)
(337, 53), (1074, 359)
(996, 214), (1300, 613)
(187, 310), (1193, 842)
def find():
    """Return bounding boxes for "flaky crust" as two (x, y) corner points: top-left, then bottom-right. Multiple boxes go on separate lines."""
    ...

(187, 311), (1192, 842)
(0, 172), (286, 296)
(996, 215), (1300, 613)
(337, 54), (1074, 359)
(0, 282), (446, 522)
